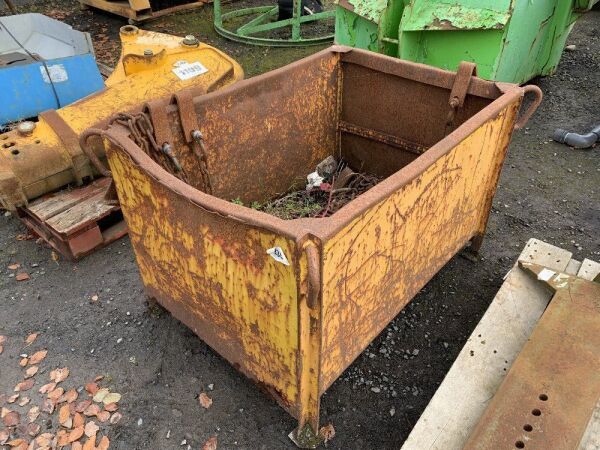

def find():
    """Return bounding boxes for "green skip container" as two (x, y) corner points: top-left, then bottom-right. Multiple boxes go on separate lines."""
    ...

(335, 0), (598, 84)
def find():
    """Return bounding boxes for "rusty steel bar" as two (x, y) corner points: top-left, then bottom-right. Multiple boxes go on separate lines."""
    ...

(338, 121), (427, 155)
(464, 262), (600, 450)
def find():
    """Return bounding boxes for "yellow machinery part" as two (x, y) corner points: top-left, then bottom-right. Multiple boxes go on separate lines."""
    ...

(0, 25), (243, 211)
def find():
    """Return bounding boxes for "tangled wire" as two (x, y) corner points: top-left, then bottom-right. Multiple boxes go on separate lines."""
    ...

(258, 161), (381, 219)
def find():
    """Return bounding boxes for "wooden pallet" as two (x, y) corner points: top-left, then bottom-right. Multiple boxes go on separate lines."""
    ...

(79, 0), (207, 24)
(17, 178), (127, 260)
(401, 238), (600, 450)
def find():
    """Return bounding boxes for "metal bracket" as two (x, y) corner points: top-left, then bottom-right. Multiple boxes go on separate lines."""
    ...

(446, 61), (478, 129)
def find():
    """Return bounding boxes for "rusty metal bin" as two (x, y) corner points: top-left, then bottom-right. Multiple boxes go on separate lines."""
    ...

(94, 47), (540, 447)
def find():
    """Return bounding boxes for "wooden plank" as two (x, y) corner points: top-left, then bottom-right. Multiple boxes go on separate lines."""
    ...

(79, 0), (141, 19)
(580, 401), (600, 450)
(578, 257), (600, 450)
(401, 239), (573, 450)
(128, 0), (151, 11)
(578, 258), (600, 282)
(566, 258), (582, 275)
(46, 191), (115, 236)
(27, 178), (111, 221)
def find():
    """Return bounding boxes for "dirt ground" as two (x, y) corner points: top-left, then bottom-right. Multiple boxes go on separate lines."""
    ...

(1, 1), (599, 449)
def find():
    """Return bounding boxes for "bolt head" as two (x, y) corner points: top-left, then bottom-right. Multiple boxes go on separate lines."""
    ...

(17, 121), (36, 136)
(182, 35), (199, 46)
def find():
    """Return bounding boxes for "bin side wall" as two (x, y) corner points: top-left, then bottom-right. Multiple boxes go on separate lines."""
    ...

(340, 61), (492, 177)
(319, 101), (519, 392)
(107, 148), (302, 415)
(193, 52), (339, 206)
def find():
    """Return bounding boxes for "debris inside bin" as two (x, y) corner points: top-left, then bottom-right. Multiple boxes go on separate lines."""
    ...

(239, 157), (382, 219)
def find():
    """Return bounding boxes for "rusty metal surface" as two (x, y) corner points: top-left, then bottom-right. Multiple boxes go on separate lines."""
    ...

(98, 46), (538, 446)
(464, 262), (600, 450)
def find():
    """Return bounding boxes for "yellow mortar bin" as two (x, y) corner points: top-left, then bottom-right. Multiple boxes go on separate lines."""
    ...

(0, 25), (243, 211)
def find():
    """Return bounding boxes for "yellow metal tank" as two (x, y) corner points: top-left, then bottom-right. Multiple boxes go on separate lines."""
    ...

(0, 25), (243, 211)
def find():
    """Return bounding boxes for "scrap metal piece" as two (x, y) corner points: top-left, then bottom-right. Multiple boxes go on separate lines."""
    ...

(464, 262), (600, 450)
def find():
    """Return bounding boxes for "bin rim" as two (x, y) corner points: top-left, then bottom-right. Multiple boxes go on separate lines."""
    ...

(103, 46), (529, 244)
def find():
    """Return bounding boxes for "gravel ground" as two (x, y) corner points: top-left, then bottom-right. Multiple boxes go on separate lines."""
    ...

(1, 2), (599, 449)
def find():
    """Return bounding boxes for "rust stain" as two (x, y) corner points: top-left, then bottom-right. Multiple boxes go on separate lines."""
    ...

(464, 263), (600, 449)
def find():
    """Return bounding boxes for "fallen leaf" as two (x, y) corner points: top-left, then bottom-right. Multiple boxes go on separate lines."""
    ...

(24, 333), (38, 347)
(51, 251), (59, 262)
(8, 263), (20, 270)
(0, 429), (8, 445)
(26, 406), (39, 423)
(68, 426), (84, 443)
(319, 423), (336, 443)
(24, 366), (38, 379)
(48, 387), (64, 401)
(39, 383), (56, 394)
(26, 422), (41, 437)
(73, 413), (84, 428)
(96, 436), (109, 450)
(104, 403), (118, 412)
(15, 272), (30, 282)
(84, 383), (99, 396)
(96, 411), (110, 423)
(59, 405), (71, 426)
(83, 404), (100, 417)
(94, 376), (104, 382)
(109, 412), (122, 425)
(57, 430), (69, 447)
(92, 388), (109, 403)
(102, 392), (121, 405)
(84, 421), (99, 438)
(75, 400), (92, 413)
(49, 368), (69, 383)
(0, 336), (6, 345)
(199, 392), (212, 409)
(82, 435), (96, 450)
(19, 358), (28, 367)
(18, 397), (30, 407)
(35, 433), (54, 446)
(41, 399), (55, 414)
(59, 389), (78, 404)
(3, 410), (20, 427)
(1, 407), (9, 418)
(14, 379), (34, 392)
(202, 436), (218, 450)
(6, 438), (27, 448)
(28, 350), (47, 365)
(7, 394), (19, 404)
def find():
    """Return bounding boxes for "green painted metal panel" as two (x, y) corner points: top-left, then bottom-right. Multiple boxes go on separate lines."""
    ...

(335, 7), (380, 52)
(400, 1), (511, 31)
(398, 29), (503, 78)
(335, 0), (596, 84)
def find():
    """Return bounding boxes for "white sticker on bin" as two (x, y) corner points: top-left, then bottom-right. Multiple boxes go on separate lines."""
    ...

(40, 64), (68, 83)
(267, 247), (290, 266)
(172, 61), (208, 80)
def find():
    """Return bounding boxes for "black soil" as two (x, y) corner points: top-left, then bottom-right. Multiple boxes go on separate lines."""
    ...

(1, 2), (599, 449)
